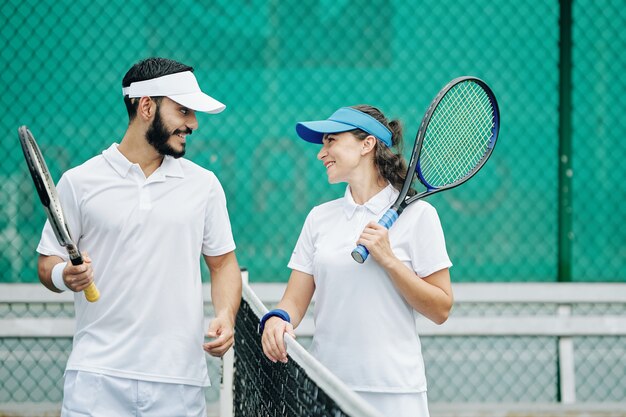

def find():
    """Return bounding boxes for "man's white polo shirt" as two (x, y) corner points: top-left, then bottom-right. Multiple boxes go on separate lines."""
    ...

(288, 184), (452, 393)
(37, 144), (236, 386)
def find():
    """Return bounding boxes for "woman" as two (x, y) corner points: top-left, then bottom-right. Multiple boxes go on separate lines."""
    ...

(260, 105), (453, 417)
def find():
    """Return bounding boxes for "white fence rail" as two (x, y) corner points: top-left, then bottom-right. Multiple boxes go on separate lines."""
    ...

(1, 282), (625, 417)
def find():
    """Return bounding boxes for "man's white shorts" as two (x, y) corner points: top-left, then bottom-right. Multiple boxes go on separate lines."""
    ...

(357, 391), (430, 417)
(61, 370), (207, 417)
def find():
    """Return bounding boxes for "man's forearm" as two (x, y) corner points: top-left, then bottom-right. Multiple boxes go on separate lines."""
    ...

(38, 254), (65, 293)
(206, 252), (242, 323)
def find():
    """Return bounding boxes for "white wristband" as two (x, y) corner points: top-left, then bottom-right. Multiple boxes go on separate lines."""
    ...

(51, 262), (71, 292)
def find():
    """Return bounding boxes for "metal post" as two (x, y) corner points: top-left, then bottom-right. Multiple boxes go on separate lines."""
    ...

(219, 269), (248, 417)
(557, 0), (574, 282)
(557, 305), (577, 403)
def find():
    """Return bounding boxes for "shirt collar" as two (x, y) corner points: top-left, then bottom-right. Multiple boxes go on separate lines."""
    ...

(342, 183), (398, 219)
(102, 143), (185, 179)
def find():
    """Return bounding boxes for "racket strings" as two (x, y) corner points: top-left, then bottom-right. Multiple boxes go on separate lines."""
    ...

(420, 81), (495, 187)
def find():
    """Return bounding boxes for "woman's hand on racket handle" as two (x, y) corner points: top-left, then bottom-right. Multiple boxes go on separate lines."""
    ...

(261, 316), (296, 364)
(64, 251), (94, 292)
(204, 316), (235, 357)
(357, 222), (396, 267)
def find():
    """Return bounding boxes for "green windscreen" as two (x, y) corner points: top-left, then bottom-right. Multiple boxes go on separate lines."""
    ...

(0, 0), (623, 283)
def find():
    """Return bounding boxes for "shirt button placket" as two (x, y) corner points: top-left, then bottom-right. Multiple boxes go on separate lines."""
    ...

(133, 167), (151, 211)
(352, 206), (367, 243)
(139, 184), (151, 210)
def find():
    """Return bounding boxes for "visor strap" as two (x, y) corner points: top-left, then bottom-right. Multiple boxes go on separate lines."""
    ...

(329, 107), (392, 147)
(122, 71), (199, 98)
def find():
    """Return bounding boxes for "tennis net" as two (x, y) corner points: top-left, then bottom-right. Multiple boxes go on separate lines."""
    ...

(232, 283), (383, 417)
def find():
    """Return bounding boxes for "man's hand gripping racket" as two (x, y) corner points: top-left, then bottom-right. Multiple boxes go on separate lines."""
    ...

(351, 76), (500, 263)
(18, 126), (100, 302)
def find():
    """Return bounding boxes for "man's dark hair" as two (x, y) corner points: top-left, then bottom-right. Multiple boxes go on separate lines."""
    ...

(122, 57), (193, 121)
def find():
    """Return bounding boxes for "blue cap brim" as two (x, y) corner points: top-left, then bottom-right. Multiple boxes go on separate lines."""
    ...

(295, 107), (393, 147)
(296, 120), (357, 144)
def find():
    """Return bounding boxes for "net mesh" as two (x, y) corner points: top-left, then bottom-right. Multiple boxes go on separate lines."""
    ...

(233, 284), (382, 417)
(419, 80), (496, 188)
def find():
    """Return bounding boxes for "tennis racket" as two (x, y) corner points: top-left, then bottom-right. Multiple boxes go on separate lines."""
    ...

(351, 76), (500, 263)
(18, 126), (100, 302)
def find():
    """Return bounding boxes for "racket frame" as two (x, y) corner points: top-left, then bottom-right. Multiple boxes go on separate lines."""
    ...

(351, 76), (500, 263)
(394, 76), (500, 213)
(18, 126), (99, 301)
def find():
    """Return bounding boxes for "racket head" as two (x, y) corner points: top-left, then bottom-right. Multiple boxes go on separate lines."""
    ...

(407, 77), (499, 202)
(18, 126), (76, 248)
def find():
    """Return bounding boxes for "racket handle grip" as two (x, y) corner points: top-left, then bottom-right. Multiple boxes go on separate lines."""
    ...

(351, 245), (369, 264)
(70, 254), (100, 302)
(350, 209), (399, 264)
(377, 209), (400, 229)
(83, 282), (100, 302)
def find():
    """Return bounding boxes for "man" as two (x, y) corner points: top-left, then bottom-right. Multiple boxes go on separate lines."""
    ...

(36, 57), (241, 416)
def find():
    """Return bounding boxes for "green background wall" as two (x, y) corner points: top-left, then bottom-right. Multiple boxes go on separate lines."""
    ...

(0, 0), (624, 283)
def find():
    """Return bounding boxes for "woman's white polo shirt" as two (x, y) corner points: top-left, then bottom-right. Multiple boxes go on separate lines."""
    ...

(288, 184), (452, 392)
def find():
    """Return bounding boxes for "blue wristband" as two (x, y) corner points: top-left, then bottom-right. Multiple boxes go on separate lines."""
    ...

(258, 309), (291, 335)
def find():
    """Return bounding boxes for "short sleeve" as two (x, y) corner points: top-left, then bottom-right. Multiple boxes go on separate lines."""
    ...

(410, 204), (452, 277)
(287, 209), (316, 275)
(36, 174), (82, 260)
(202, 174), (236, 256)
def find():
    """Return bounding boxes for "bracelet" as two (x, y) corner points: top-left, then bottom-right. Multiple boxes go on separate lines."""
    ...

(258, 309), (291, 335)
(51, 262), (70, 292)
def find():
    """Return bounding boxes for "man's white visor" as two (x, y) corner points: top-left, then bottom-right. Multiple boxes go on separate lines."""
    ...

(122, 71), (225, 114)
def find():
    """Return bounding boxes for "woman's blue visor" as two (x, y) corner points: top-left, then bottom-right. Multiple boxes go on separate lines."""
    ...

(295, 107), (392, 147)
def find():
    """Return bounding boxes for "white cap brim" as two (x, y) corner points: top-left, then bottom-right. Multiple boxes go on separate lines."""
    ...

(122, 71), (226, 114)
(168, 91), (226, 114)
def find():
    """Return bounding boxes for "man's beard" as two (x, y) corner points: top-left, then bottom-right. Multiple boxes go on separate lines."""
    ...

(146, 107), (190, 159)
